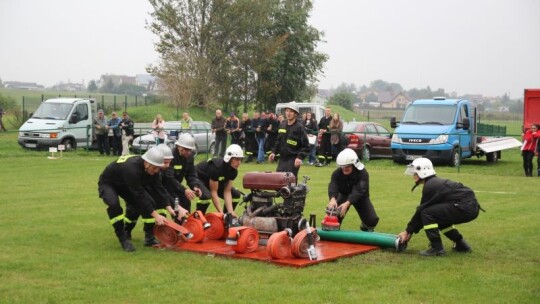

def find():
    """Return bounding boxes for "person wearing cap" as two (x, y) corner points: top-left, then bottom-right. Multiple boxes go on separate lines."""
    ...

(397, 158), (482, 256)
(327, 148), (379, 232)
(93, 109), (110, 156)
(124, 144), (189, 246)
(165, 133), (204, 212)
(97, 146), (169, 252)
(195, 144), (244, 217)
(268, 102), (310, 179)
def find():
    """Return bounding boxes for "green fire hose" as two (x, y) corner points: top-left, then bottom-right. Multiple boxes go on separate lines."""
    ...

(316, 228), (406, 251)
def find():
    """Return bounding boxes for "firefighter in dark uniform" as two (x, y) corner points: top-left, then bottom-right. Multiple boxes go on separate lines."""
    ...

(317, 107), (333, 165)
(97, 147), (168, 252)
(165, 133), (203, 212)
(124, 144), (189, 246)
(195, 144), (244, 217)
(327, 148), (379, 231)
(268, 102), (310, 179)
(398, 158), (481, 256)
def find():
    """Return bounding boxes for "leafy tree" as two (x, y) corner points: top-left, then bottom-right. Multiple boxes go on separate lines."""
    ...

(147, 0), (327, 112)
(329, 91), (354, 110)
(87, 80), (98, 92)
(99, 78), (115, 93)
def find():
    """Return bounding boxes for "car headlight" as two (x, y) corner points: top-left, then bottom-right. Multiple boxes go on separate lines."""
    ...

(431, 134), (448, 144)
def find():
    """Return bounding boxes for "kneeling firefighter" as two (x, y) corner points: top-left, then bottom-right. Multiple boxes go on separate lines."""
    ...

(398, 158), (483, 256)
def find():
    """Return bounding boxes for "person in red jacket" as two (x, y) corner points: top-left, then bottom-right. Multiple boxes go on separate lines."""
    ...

(521, 124), (539, 177)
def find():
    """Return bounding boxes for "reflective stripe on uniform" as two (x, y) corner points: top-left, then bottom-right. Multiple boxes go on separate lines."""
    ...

(116, 155), (135, 163)
(156, 208), (167, 216)
(123, 217), (137, 224)
(286, 139), (297, 146)
(141, 217), (156, 224)
(110, 214), (125, 225)
(424, 223), (439, 230)
(174, 165), (182, 169)
(440, 225), (456, 233)
(278, 128), (286, 133)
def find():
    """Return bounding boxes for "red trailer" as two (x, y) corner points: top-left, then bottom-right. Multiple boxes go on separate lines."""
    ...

(524, 89), (540, 131)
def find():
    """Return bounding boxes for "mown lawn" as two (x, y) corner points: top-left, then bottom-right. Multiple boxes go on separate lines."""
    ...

(0, 131), (538, 303)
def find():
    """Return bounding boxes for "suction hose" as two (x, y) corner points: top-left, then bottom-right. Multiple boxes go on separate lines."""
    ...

(316, 229), (406, 251)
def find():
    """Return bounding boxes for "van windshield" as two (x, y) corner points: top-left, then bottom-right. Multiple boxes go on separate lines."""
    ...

(401, 104), (456, 125)
(31, 103), (73, 120)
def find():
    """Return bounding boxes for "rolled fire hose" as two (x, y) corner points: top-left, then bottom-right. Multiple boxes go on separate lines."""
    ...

(205, 212), (227, 240)
(316, 228), (405, 251)
(291, 228), (319, 258)
(184, 216), (205, 243)
(153, 219), (192, 247)
(227, 226), (259, 254)
(266, 230), (292, 259)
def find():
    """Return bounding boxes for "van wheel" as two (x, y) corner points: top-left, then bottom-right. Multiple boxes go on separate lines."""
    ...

(486, 152), (498, 162)
(62, 138), (75, 151)
(449, 148), (460, 167)
(361, 146), (371, 162)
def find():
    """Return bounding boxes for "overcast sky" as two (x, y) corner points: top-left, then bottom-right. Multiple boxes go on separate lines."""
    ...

(1, 0), (539, 98)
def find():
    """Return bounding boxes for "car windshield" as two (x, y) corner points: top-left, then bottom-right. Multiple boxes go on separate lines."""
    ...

(343, 123), (360, 132)
(31, 103), (73, 120)
(401, 105), (456, 125)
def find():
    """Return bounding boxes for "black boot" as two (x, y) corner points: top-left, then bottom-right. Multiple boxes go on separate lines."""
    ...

(143, 223), (159, 247)
(419, 228), (446, 256)
(360, 223), (374, 232)
(113, 221), (136, 252)
(124, 221), (137, 241)
(444, 228), (472, 253)
(453, 239), (472, 253)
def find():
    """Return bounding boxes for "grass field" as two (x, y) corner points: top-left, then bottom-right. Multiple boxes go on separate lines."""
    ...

(0, 130), (538, 304)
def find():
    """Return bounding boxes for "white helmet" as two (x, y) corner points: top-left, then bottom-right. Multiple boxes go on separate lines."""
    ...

(157, 143), (174, 159)
(142, 146), (165, 167)
(223, 144), (244, 163)
(175, 133), (196, 150)
(336, 148), (364, 170)
(285, 101), (299, 115)
(405, 158), (436, 179)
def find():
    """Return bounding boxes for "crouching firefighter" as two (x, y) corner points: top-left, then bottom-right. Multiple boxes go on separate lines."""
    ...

(326, 148), (379, 232)
(98, 146), (168, 252)
(195, 144), (244, 217)
(124, 144), (189, 247)
(398, 158), (483, 256)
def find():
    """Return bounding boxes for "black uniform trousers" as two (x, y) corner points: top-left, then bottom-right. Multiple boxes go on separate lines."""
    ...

(336, 193), (379, 229)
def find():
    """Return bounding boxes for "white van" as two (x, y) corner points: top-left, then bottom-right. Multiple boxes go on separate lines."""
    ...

(275, 102), (325, 121)
(18, 98), (97, 150)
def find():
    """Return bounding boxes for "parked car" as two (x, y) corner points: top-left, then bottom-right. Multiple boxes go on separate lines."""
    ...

(342, 121), (392, 161)
(131, 121), (215, 156)
(317, 121), (392, 161)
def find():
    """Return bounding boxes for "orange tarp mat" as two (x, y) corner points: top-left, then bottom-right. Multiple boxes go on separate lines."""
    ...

(161, 238), (379, 267)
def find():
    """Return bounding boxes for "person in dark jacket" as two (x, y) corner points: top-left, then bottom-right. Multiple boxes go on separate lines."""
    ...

(97, 147), (168, 252)
(165, 133), (203, 212)
(211, 109), (227, 157)
(252, 111), (268, 163)
(398, 158), (481, 256)
(120, 111), (134, 156)
(303, 112), (319, 165)
(124, 144), (188, 246)
(240, 113), (255, 162)
(265, 112), (279, 153)
(195, 144), (244, 217)
(107, 112), (123, 156)
(318, 107), (333, 165)
(327, 148), (379, 231)
(268, 102), (310, 179)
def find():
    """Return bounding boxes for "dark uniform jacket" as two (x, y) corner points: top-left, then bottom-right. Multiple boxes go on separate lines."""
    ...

(121, 117), (135, 136)
(328, 167), (370, 204)
(98, 155), (169, 216)
(405, 176), (478, 234)
(318, 115), (332, 135)
(271, 119), (310, 161)
(196, 158), (238, 189)
(165, 148), (201, 195)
